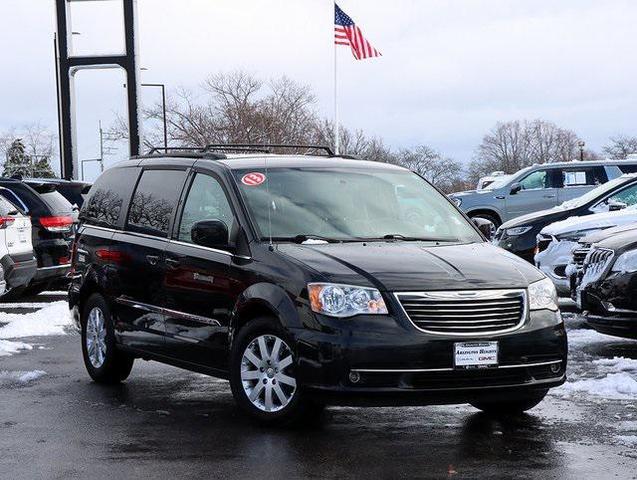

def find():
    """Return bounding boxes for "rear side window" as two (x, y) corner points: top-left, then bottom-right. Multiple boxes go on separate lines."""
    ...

(82, 167), (140, 228)
(561, 167), (607, 187)
(0, 194), (20, 216)
(618, 164), (637, 174)
(39, 191), (73, 215)
(0, 189), (28, 213)
(126, 169), (187, 238)
(0, 184), (49, 216)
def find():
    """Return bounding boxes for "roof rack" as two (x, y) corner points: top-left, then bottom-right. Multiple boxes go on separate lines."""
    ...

(145, 143), (346, 159)
(203, 144), (335, 156)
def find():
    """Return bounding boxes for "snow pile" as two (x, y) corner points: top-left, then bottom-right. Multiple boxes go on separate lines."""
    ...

(617, 435), (637, 446)
(0, 370), (46, 385)
(559, 373), (637, 400)
(0, 301), (72, 339)
(566, 328), (623, 348)
(0, 339), (33, 357)
(593, 357), (637, 372)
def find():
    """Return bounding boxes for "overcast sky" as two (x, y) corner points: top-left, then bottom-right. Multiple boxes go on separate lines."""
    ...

(1, 0), (637, 180)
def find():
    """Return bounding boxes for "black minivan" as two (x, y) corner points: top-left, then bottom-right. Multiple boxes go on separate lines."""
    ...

(69, 148), (567, 423)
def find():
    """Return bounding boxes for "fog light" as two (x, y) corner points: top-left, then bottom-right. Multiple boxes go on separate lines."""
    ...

(550, 363), (561, 374)
(349, 371), (361, 384)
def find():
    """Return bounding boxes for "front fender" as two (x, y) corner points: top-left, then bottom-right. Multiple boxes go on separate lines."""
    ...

(229, 282), (303, 345)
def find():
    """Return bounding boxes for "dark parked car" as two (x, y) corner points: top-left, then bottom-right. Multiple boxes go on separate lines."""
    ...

(575, 228), (637, 339)
(0, 178), (75, 295)
(24, 178), (91, 210)
(495, 174), (637, 262)
(69, 148), (567, 424)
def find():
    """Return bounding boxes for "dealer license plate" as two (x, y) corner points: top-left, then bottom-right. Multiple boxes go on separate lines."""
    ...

(454, 341), (498, 369)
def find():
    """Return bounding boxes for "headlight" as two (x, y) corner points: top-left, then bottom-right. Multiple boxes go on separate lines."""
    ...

(611, 250), (637, 273)
(556, 228), (601, 242)
(308, 283), (388, 318)
(506, 226), (532, 236)
(528, 278), (558, 311)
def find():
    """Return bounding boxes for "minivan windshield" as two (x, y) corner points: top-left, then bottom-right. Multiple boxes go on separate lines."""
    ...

(234, 167), (482, 243)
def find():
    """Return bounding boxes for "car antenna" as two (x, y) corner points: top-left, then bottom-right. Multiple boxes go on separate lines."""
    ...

(265, 155), (273, 251)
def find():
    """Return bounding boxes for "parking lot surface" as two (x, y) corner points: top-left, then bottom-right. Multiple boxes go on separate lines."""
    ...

(0, 294), (636, 480)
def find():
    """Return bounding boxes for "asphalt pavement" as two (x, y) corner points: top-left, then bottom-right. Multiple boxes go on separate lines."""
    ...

(0, 294), (636, 480)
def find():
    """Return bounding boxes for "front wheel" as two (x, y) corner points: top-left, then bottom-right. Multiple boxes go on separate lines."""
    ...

(81, 293), (134, 384)
(229, 317), (324, 425)
(470, 390), (548, 415)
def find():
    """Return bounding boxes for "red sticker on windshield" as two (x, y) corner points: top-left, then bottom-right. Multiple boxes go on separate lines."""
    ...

(241, 172), (266, 186)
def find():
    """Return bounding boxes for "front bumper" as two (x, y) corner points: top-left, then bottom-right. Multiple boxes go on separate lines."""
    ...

(495, 229), (538, 263)
(292, 309), (567, 406)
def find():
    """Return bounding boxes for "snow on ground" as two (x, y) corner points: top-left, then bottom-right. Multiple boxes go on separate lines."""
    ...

(0, 301), (72, 339)
(0, 370), (46, 385)
(0, 301), (72, 357)
(0, 339), (33, 357)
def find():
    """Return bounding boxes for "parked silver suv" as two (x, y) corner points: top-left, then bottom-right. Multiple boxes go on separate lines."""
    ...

(449, 160), (637, 227)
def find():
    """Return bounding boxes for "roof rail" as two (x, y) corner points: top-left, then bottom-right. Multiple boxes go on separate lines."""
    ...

(147, 146), (206, 155)
(203, 144), (335, 156)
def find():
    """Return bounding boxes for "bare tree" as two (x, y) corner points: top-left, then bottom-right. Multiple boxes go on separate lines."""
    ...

(469, 119), (585, 184)
(602, 135), (637, 159)
(394, 146), (463, 193)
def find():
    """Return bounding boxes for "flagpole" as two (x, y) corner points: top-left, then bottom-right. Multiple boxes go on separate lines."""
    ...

(334, 41), (339, 155)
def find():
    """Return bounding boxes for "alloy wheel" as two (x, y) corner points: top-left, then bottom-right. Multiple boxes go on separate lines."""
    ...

(240, 334), (297, 412)
(86, 307), (107, 368)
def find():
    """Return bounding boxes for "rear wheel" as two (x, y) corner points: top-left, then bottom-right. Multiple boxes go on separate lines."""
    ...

(81, 293), (134, 384)
(470, 390), (548, 414)
(229, 317), (324, 425)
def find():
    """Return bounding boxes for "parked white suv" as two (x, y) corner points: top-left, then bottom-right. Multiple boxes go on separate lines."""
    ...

(0, 193), (37, 298)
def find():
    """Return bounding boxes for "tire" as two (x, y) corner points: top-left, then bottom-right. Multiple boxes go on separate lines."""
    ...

(81, 293), (134, 384)
(470, 390), (548, 415)
(470, 212), (501, 229)
(21, 283), (49, 297)
(229, 317), (324, 425)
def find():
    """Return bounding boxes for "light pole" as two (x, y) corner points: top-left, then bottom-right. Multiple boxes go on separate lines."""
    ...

(578, 140), (585, 162)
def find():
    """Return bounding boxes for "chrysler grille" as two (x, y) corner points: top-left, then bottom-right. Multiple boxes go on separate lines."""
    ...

(395, 290), (526, 336)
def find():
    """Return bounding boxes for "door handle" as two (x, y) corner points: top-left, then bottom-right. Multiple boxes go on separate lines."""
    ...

(146, 255), (159, 266)
(543, 195), (556, 198)
(165, 258), (180, 268)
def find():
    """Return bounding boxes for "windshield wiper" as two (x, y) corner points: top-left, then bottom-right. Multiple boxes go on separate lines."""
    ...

(377, 234), (458, 242)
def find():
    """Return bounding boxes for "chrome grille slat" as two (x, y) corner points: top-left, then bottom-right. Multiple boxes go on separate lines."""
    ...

(395, 289), (526, 336)
(410, 317), (521, 325)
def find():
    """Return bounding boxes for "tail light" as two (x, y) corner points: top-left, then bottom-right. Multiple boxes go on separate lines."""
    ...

(0, 217), (15, 229)
(40, 216), (73, 232)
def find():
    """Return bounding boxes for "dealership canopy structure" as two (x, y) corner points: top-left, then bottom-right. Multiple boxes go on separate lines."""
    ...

(54, 0), (142, 180)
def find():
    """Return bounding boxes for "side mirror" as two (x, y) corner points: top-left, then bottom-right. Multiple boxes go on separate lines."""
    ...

(191, 220), (230, 250)
(509, 182), (522, 195)
(472, 217), (495, 240)
(608, 200), (628, 212)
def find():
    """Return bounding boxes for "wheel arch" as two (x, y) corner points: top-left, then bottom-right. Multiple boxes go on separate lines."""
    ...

(467, 208), (503, 226)
(229, 282), (302, 348)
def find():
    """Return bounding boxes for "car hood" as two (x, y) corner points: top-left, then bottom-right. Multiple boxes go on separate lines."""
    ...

(580, 222), (637, 244)
(541, 209), (637, 237)
(277, 241), (543, 291)
(500, 205), (575, 229)
(595, 228), (637, 252)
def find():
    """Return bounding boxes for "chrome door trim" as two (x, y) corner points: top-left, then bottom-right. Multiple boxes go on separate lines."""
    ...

(115, 297), (221, 326)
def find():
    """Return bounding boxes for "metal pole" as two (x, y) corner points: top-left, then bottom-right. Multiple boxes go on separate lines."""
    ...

(99, 121), (104, 172)
(334, 42), (339, 155)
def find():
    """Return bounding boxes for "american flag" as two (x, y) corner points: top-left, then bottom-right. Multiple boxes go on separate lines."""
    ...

(334, 3), (381, 60)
